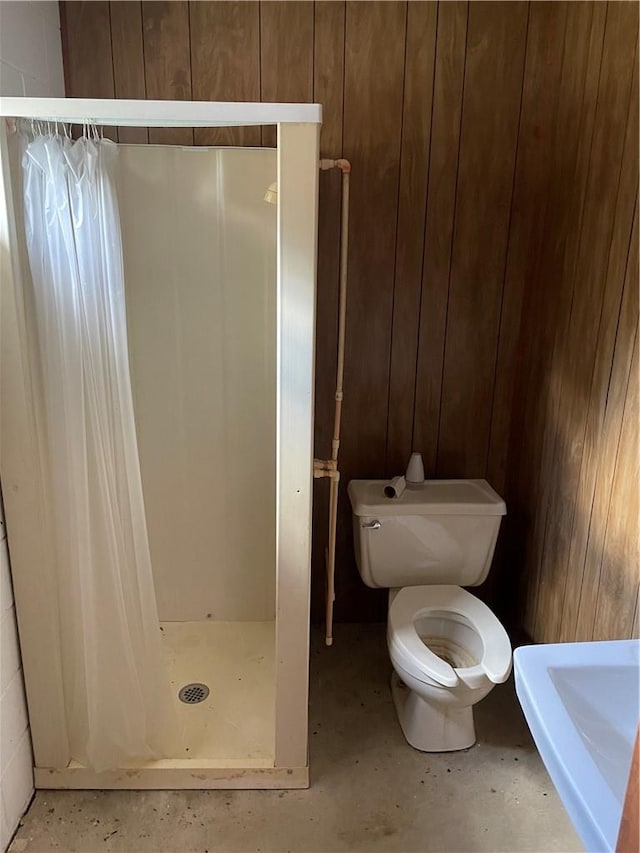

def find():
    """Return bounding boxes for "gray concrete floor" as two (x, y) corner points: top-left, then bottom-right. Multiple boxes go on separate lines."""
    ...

(10, 624), (581, 853)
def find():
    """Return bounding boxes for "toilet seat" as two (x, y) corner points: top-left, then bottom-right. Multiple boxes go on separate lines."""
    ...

(388, 585), (512, 689)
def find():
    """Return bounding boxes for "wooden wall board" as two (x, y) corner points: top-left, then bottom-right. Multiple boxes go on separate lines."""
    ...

(312, 0), (345, 462)
(385, 1), (437, 477)
(562, 91), (638, 642)
(436, 1), (528, 478)
(141, 1), (193, 146)
(412, 1), (468, 477)
(532, 4), (638, 643)
(480, 1), (568, 608)
(110, 1), (148, 144)
(510, 1), (608, 637)
(59, 1), (117, 141)
(592, 337), (639, 641)
(505, 0), (601, 544)
(260, 2), (314, 148)
(311, 0), (345, 621)
(337, 0), (407, 620)
(486, 2), (568, 496)
(617, 728), (640, 853)
(59, 1), (640, 632)
(190, 1), (261, 147)
(573, 210), (638, 642)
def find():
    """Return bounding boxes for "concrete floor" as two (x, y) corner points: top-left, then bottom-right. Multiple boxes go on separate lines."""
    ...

(10, 624), (581, 853)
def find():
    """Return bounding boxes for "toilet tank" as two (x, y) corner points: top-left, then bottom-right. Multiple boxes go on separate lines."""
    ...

(348, 479), (506, 589)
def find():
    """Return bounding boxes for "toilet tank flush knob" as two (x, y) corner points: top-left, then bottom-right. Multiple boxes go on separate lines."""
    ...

(405, 452), (425, 484)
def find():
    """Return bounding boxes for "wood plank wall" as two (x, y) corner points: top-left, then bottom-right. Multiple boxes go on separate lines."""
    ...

(59, 1), (639, 638)
(504, 1), (640, 643)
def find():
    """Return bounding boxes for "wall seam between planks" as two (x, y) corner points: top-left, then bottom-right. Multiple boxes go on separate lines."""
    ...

(565, 187), (637, 641)
(538, 5), (636, 639)
(483, 0), (533, 482)
(588, 325), (638, 640)
(106, 2), (117, 142)
(383, 0), (410, 477)
(410, 1), (440, 461)
(434, 0), (470, 475)
(530, 0), (609, 637)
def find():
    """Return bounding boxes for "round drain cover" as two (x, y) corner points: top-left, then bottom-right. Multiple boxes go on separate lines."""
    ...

(178, 683), (210, 704)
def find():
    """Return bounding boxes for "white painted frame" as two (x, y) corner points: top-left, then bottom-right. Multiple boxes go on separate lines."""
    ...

(0, 99), (320, 788)
(1, 97), (321, 127)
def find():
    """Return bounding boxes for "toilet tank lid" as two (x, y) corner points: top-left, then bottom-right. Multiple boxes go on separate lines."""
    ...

(348, 479), (506, 517)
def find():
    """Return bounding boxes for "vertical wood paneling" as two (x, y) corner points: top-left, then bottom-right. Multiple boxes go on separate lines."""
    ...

(190, 2), (261, 146)
(314, 1), (344, 160)
(562, 77), (638, 641)
(338, 0), (406, 619)
(142, 1), (193, 145)
(311, 1), (345, 621)
(592, 338), (639, 640)
(59, 1), (117, 141)
(437, 2), (528, 477)
(260, 2), (314, 147)
(572, 209), (638, 641)
(506, 1), (639, 643)
(110, 1), (147, 144)
(511, 1), (608, 637)
(479, 2), (568, 608)
(313, 0), (345, 460)
(504, 1), (599, 545)
(486, 2), (568, 495)
(59, 1), (639, 630)
(413, 2), (468, 476)
(617, 729), (640, 853)
(532, 3), (638, 642)
(385, 2), (437, 477)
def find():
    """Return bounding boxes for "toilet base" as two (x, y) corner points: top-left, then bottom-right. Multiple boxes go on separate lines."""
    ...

(390, 672), (476, 752)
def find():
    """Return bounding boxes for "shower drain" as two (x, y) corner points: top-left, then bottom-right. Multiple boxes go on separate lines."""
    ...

(178, 683), (210, 704)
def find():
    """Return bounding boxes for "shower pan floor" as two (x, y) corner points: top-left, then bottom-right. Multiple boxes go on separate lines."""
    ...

(160, 620), (275, 763)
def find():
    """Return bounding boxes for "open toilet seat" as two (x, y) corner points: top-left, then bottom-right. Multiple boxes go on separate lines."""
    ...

(388, 585), (512, 689)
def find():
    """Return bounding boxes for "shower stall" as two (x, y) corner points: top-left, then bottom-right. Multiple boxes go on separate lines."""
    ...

(0, 98), (320, 788)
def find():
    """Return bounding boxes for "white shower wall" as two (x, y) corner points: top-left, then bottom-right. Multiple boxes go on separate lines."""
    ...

(118, 146), (277, 623)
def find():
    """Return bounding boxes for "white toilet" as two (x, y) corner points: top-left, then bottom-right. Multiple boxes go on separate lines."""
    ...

(348, 478), (512, 752)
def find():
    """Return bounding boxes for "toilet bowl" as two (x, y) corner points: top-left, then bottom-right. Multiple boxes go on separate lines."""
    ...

(348, 477), (512, 752)
(387, 585), (512, 751)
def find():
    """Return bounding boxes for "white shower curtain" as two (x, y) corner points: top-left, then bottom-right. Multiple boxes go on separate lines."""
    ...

(21, 131), (181, 770)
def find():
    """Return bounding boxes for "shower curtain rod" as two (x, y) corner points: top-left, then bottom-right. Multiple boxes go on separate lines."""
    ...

(0, 97), (322, 128)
